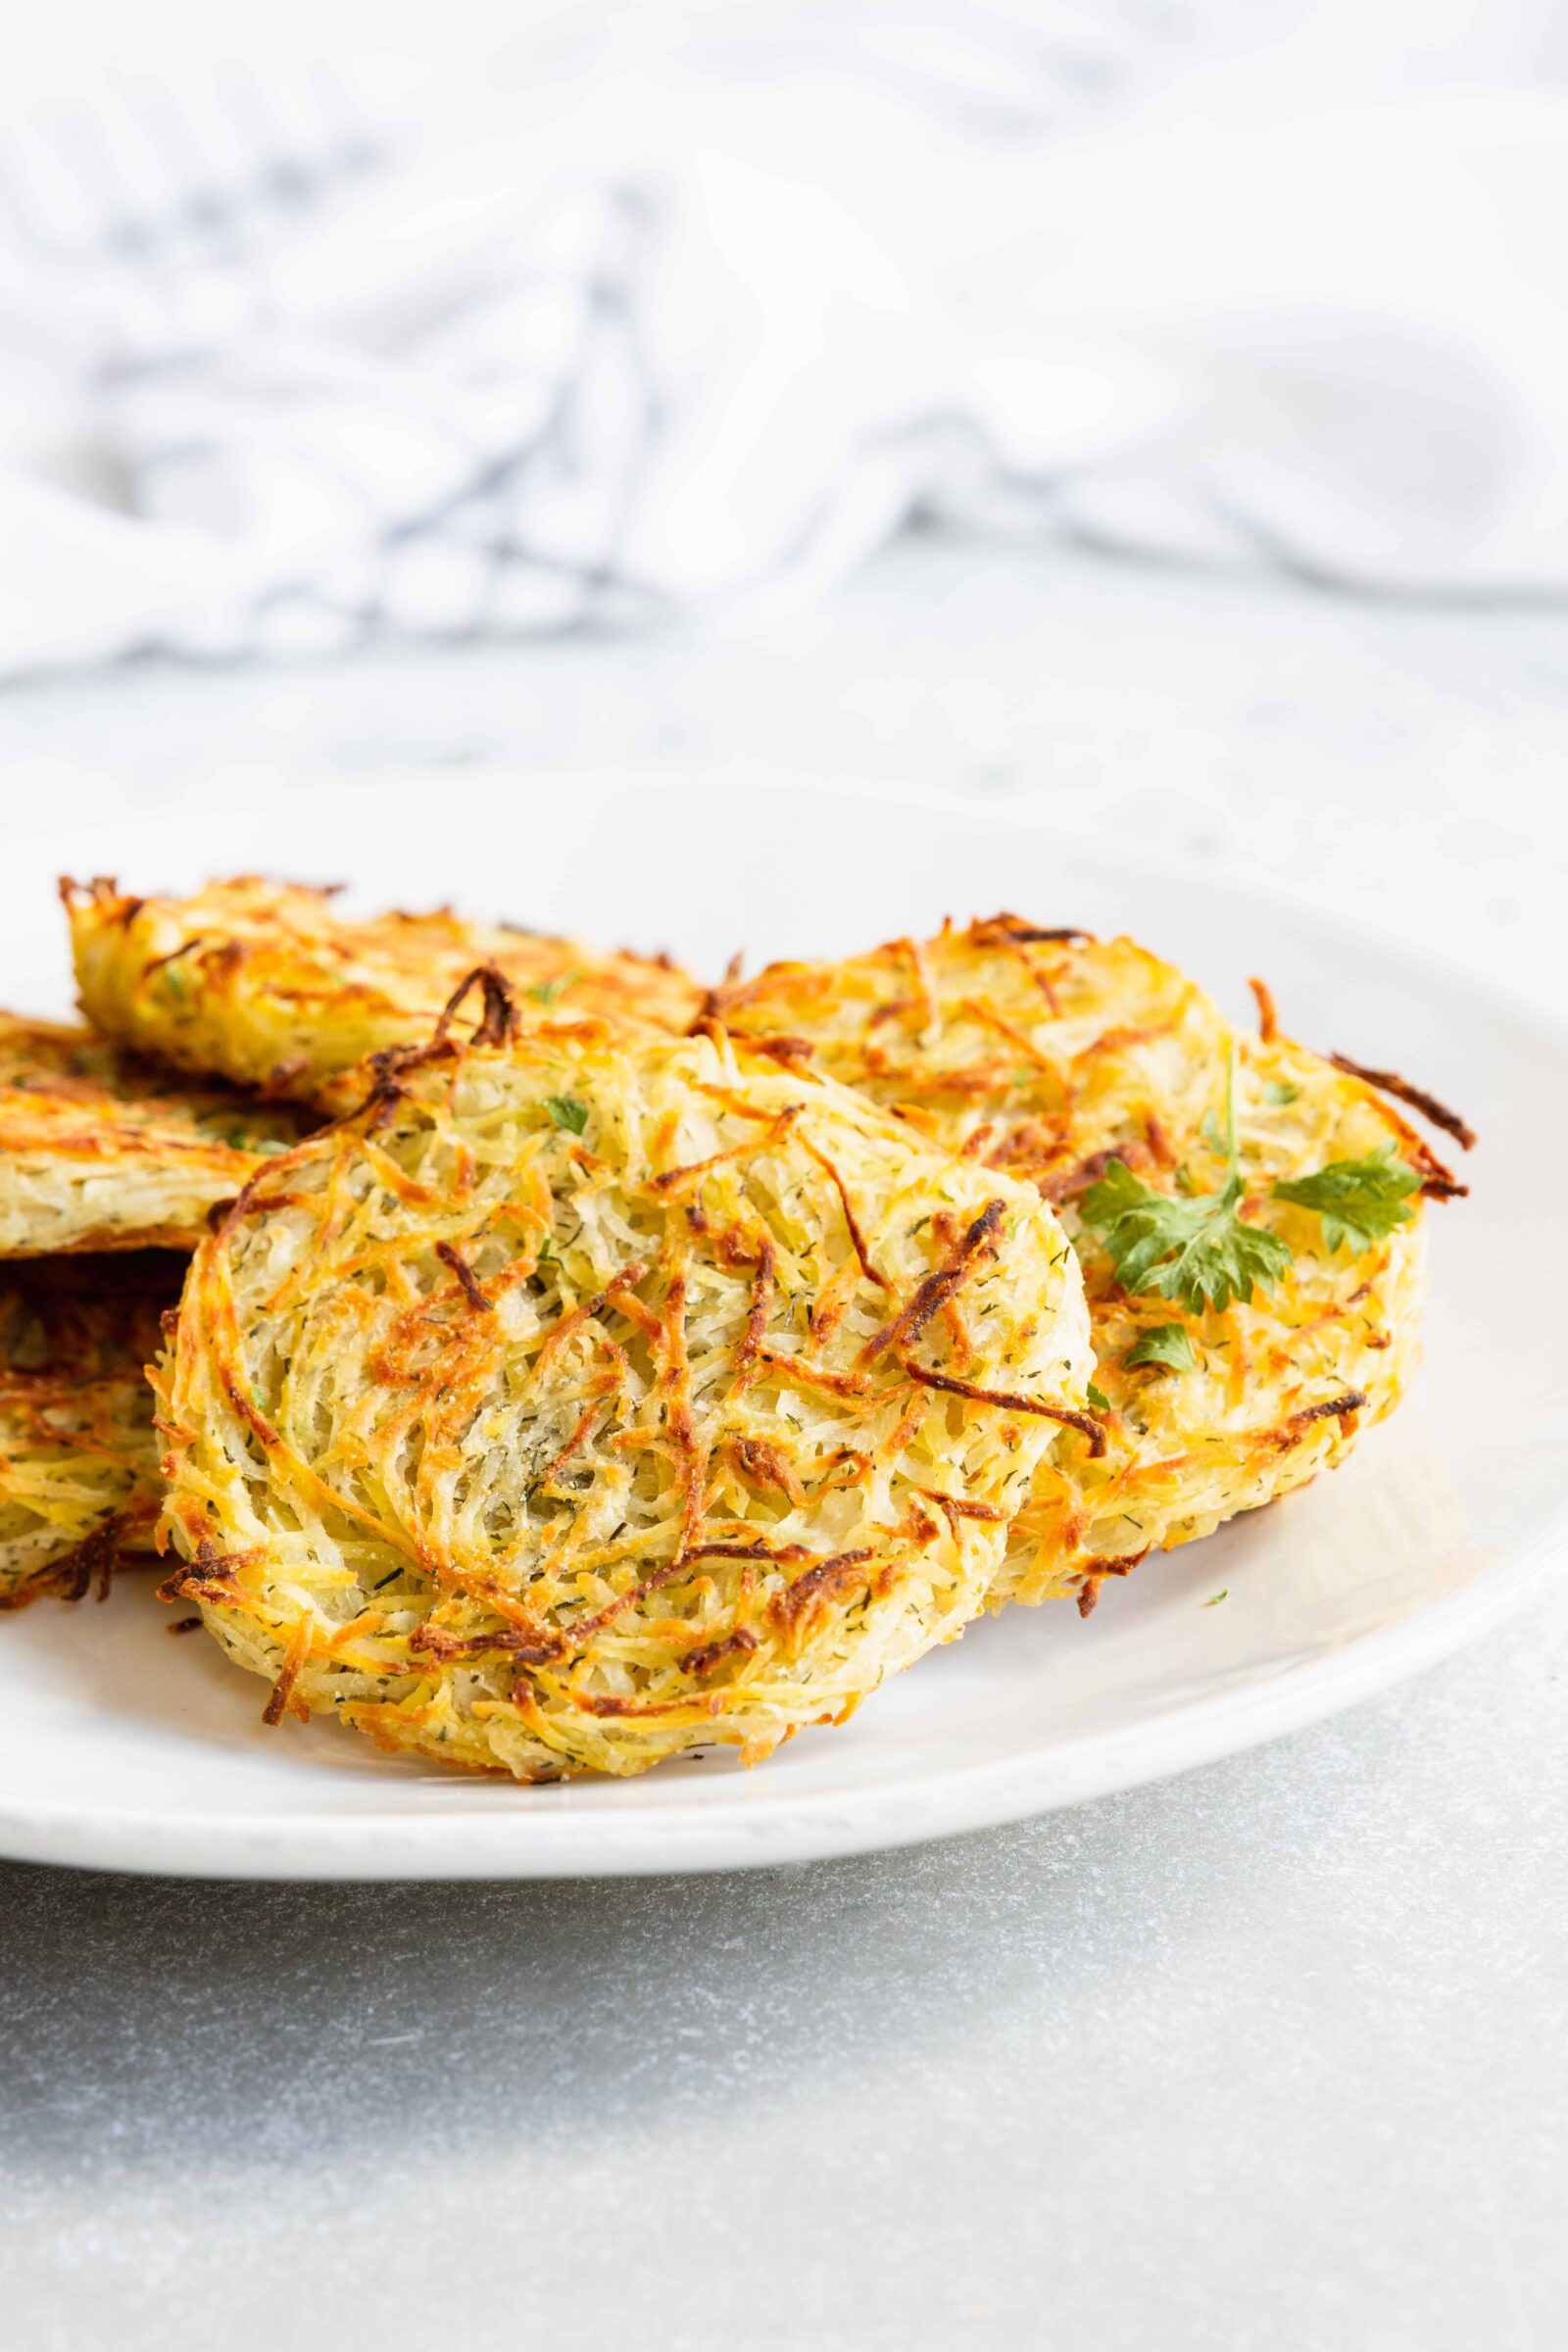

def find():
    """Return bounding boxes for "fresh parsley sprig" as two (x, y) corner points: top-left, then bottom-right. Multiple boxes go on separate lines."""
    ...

(1079, 1049), (1292, 1316)
(1272, 1144), (1419, 1252)
(544, 1095), (589, 1135)
(1123, 1323), (1198, 1374)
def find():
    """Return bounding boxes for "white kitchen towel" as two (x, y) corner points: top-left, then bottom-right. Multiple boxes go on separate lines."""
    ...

(3, 2), (1568, 673)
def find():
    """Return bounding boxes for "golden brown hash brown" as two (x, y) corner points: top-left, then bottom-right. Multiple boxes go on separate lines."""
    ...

(66, 874), (704, 1109)
(0, 1013), (313, 1256)
(156, 1006), (1095, 1778)
(0, 1254), (178, 1607)
(713, 916), (1465, 1610)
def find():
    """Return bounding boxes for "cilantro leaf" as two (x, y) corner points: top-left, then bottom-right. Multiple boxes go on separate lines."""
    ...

(1123, 1323), (1197, 1374)
(1079, 1048), (1292, 1315)
(1272, 1144), (1419, 1253)
(1203, 1589), (1228, 1608)
(544, 1095), (589, 1136)
(1087, 1384), (1111, 1414)
(1262, 1079), (1299, 1106)
(528, 975), (574, 1007)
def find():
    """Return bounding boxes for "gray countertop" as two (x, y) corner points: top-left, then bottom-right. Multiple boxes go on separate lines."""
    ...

(2, 539), (1565, 2350)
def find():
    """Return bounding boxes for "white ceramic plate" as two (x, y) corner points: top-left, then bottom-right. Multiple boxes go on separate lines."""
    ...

(0, 774), (1559, 1879)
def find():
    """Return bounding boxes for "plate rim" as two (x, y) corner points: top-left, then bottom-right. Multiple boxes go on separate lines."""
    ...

(0, 1531), (1559, 1879)
(1, 778), (1561, 1880)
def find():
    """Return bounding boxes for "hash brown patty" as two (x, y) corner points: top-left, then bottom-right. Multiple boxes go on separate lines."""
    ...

(0, 1013), (311, 1256)
(156, 1008), (1095, 1777)
(67, 874), (703, 1109)
(0, 1254), (176, 1607)
(713, 917), (1466, 1610)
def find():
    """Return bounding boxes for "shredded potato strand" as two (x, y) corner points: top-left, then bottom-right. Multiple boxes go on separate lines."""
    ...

(0, 1013), (309, 1256)
(716, 917), (1430, 1608)
(158, 1028), (1093, 1777)
(0, 1256), (173, 1605)
(66, 875), (702, 1108)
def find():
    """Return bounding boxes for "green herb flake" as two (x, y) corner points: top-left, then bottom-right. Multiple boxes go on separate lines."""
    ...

(1203, 1589), (1229, 1608)
(1079, 1051), (1292, 1316)
(1262, 1080), (1300, 1107)
(1087, 1384), (1112, 1414)
(1272, 1144), (1420, 1253)
(544, 1095), (589, 1136)
(528, 975), (575, 1007)
(1123, 1323), (1198, 1375)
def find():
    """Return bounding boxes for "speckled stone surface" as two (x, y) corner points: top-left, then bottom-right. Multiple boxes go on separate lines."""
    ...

(1, 540), (1565, 2348)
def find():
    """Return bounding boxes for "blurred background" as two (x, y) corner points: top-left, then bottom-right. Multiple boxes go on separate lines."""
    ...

(11, 0), (1568, 651)
(2, 0), (1568, 994)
